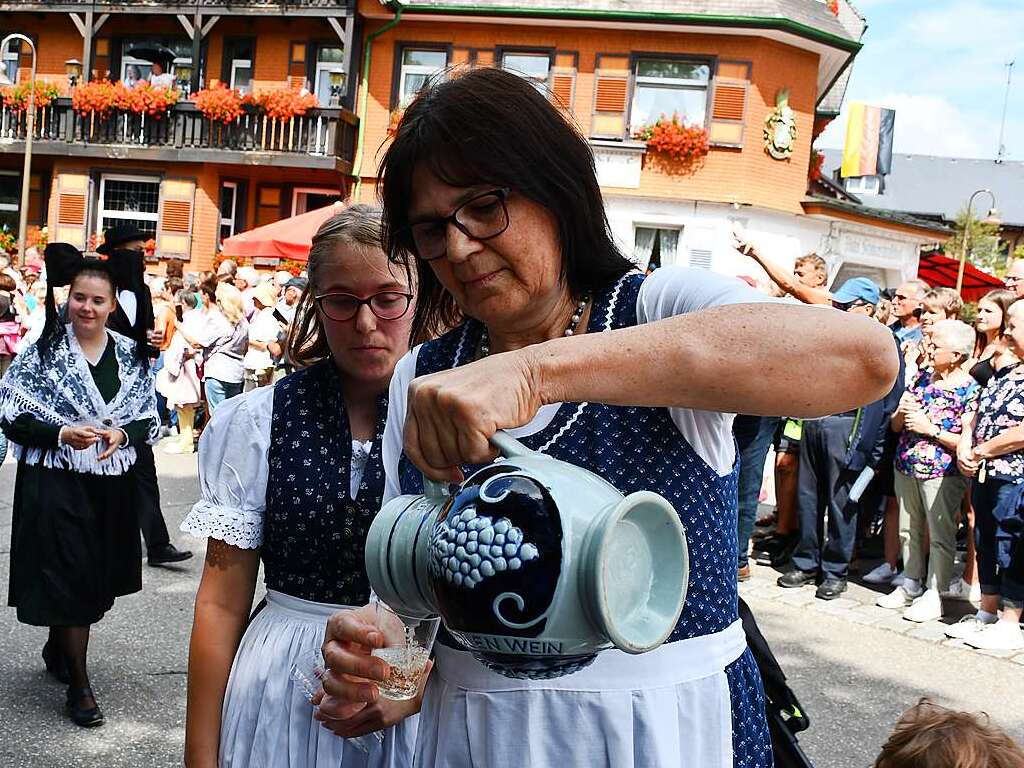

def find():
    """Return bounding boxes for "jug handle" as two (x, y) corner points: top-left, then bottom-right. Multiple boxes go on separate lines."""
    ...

(489, 430), (534, 459)
(419, 431), (534, 498)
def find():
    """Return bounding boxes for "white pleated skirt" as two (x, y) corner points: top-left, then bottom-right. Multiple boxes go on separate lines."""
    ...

(412, 620), (747, 768)
(220, 589), (418, 768)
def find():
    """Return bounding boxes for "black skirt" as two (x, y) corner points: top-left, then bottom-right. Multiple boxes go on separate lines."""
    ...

(7, 461), (142, 626)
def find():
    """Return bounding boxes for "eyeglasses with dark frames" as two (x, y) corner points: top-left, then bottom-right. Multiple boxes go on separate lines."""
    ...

(315, 291), (413, 322)
(404, 188), (511, 261)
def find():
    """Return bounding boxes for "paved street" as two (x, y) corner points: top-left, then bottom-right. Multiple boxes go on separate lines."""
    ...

(1, 446), (1023, 768)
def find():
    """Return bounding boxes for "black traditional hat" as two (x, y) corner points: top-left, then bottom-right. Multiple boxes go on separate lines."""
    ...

(96, 225), (150, 255)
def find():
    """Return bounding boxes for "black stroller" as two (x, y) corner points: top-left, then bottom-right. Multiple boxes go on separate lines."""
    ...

(739, 597), (815, 768)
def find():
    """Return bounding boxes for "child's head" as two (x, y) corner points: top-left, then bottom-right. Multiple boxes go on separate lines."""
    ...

(875, 699), (1024, 768)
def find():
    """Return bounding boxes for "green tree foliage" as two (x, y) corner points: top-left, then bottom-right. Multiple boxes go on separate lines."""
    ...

(943, 207), (1004, 276)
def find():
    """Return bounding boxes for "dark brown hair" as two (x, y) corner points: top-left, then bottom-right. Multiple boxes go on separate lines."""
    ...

(0, 274), (15, 292)
(875, 699), (1024, 768)
(378, 67), (634, 343)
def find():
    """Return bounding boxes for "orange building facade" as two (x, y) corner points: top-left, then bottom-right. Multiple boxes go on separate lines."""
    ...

(1, 0), (947, 283)
(351, 0), (947, 287)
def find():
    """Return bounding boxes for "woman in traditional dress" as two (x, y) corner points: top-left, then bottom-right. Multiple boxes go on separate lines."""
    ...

(182, 205), (417, 768)
(316, 68), (899, 768)
(1, 243), (158, 727)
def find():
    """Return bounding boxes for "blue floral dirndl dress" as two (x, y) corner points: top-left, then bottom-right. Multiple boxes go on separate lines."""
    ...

(397, 273), (771, 768)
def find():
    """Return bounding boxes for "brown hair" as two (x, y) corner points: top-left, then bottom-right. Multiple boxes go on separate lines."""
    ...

(922, 287), (963, 319)
(0, 274), (15, 292)
(875, 699), (1024, 768)
(975, 288), (1018, 356)
(287, 204), (404, 367)
(794, 254), (827, 287)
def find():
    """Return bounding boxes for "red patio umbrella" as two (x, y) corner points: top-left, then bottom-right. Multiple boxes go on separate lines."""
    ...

(917, 250), (1006, 303)
(220, 201), (347, 263)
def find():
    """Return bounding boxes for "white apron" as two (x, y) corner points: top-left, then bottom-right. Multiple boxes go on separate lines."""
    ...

(412, 620), (747, 768)
(220, 589), (418, 768)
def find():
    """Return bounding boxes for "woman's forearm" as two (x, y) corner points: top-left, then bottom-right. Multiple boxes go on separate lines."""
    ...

(185, 601), (249, 766)
(185, 545), (259, 767)
(976, 425), (1024, 459)
(534, 303), (899, 418)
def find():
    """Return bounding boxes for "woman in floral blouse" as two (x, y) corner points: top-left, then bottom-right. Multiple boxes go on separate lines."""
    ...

(955, 300), (1024, 652)
(878, 320), (978, 622)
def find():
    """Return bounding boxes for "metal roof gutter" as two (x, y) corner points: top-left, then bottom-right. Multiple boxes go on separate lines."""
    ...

(389, 4), (863, 54)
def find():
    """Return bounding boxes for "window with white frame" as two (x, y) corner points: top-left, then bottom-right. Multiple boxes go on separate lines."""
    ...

(501, 51), (551, 90)
(398, 48), (448, 108)
(292, 187), (338, 216)
(314, 46), (346, 105)
(219, 181), (239, 244)
(98, 175), (160, 238)
(0, 172), (19, 233)
(226, 39), (254, 94)
(120, 40), (191, 85)
(1, 40), (18, 86)
(844, 175), (882, 195)
(630, 58), (711, 132)
(633, 226), (680, 270)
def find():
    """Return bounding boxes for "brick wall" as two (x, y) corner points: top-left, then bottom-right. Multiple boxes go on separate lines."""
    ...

(356, 18), (821, 215)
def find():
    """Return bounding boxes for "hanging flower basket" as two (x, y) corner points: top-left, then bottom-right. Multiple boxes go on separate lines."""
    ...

(827, 0), (840, 16)
(192, 85), (244, 124)
(1, 81), (61, 113)
(246, 89), (318, 122)
(0, 227), (16, 256)
(633, 114), (710, 172)
(72, 80), (179, 118)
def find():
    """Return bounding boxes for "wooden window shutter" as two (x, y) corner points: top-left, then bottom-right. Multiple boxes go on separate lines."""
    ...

(94, 38), (111, 82)
(53, 173), (89, 250)
(156, 179), (196, 261)
(590, 54), (630, 140)
(709, 60), (751, 148)
(550, 67), (576, 114)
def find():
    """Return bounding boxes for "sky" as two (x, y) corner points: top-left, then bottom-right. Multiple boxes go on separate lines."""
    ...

(817, 0), (1023, 161)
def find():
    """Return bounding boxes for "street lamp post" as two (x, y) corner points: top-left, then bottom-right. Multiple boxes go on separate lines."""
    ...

(956, 188), (1001, 295)
(0, 34), (37, 268)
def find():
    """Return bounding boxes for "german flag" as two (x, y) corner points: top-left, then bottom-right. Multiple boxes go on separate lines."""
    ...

(840, 103), (896, 178)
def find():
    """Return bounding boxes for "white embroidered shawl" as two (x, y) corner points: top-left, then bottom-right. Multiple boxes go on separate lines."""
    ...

(0, 325), (159, 475)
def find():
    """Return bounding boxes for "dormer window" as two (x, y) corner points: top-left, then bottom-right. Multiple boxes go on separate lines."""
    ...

(844, 175), (882, 195)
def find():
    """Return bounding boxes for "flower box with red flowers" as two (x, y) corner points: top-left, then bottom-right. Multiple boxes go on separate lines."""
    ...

(633, 115), (710, 164)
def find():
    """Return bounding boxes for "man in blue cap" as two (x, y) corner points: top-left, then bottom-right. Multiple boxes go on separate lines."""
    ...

(778, 277), (904, 600)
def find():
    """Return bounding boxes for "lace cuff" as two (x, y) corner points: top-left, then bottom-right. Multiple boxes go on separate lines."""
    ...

(181, 500), (264, 549)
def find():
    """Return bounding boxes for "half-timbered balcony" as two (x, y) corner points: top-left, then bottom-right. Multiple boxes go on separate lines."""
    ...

(0, 98), (358, 172)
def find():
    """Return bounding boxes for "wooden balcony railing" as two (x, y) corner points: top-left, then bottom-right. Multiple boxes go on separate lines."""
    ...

(0, 98), (358, 170)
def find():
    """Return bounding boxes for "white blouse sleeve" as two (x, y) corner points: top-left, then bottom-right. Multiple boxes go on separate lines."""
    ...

(180, 385), (275, 548)
(382, 346), (421, 505)
(636, 266), (781, 476)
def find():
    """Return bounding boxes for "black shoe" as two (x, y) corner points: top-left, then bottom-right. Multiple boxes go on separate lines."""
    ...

(815, 578), (848, 601)
(778, 569), (817, 589)
(65, 686), (104, 728)
(42, 641), (70, 684)
(147, 543), (194, 566)
(755, 534), (797, 567)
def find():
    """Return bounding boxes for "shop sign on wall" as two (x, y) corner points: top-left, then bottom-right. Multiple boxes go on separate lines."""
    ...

(593, 143), (644, 189)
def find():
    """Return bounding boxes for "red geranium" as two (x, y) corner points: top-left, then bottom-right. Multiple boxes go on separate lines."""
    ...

(248, 89), (319, 122)
(193, 85), (244, 124)
(2, 81), (61, 112)
(634, 114), (710, 164)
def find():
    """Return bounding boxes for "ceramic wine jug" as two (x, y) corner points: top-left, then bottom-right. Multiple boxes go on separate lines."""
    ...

(365, 432), (689, 679)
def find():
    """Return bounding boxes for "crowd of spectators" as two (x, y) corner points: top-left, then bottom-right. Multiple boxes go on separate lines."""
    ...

(736, 240), (1024, 653)
(152, 258), (305, 454)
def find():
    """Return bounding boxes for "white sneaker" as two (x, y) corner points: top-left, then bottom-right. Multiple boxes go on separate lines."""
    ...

(964, 620), (1024, 651)
(944, 613), (997, 640)
(877, 584), (921, 609)
(863, 562), (898, 584)
(903, 589), (943, 623)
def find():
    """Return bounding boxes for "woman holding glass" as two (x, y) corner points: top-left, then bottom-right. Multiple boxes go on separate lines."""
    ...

(182, 206), (417, 768)
(316, 69), (899, 768)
